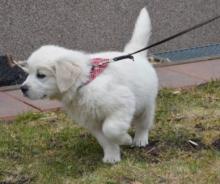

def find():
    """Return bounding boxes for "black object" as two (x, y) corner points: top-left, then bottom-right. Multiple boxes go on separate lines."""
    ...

(0, 55), (27, 87)
(113, 14), (220, 62)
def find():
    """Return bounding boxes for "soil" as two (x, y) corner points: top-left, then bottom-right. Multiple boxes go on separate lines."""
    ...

(212, 138), (220, 150)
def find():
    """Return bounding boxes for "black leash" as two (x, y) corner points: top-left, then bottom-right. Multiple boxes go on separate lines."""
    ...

(112, 14), (220, 62)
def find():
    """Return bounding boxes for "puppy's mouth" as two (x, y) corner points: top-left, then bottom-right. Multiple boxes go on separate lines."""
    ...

(21, 91), (47, 100)
(41, 94), (47, 99)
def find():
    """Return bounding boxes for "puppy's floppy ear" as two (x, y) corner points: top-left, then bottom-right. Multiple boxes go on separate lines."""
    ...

(55, 60), (81, 93)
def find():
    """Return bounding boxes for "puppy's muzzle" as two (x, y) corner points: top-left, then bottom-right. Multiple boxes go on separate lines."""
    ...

(20, 85), (29, 95)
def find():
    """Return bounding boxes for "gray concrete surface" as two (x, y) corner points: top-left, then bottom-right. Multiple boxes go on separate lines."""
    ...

(0, 0), (220, 59)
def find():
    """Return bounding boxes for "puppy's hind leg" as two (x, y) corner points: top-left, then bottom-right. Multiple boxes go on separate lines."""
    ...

(102, 109), (133, 146)
(90, 128), (121, 164)
(133, 102), (156, 147)
(102, 88), (135, 146)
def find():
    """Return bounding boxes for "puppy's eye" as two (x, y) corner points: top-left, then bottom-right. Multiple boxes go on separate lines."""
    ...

(37, 73), (46, 79)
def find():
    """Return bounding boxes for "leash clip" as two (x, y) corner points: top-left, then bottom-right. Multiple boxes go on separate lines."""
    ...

(112, 54), (134, 62)
(130, 55), (135, 61)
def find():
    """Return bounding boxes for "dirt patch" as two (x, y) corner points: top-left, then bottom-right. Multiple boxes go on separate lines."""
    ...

(0, 171), (34, 184)
(145, 140), (160, 157)
(184, 138), (207, 151)
(143, 140), (161, 163)
(195, 123), (206, 131)
(127, 140), (160, 163)
(212, 138), (220, 150)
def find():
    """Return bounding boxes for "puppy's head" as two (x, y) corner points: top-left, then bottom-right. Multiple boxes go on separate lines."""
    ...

(21, 45), (87, 100)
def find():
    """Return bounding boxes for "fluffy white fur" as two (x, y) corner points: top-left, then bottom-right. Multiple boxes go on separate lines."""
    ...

(21, 7), (158, 164)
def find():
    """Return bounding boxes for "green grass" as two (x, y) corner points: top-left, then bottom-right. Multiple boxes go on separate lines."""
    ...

(0, 81), (219, 184)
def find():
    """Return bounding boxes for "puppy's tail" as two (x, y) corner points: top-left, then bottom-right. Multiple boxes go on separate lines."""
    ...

(124, 7), (151, 57)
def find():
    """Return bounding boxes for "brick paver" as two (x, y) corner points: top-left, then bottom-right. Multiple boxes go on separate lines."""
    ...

(0, 92), (39, 121)
(164, 60), (220, 81)
(6, 90), (62, 111)
(156, 67), (206, 88)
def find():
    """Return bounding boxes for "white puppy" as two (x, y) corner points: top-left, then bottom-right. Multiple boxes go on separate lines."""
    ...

(21, 7), (158, 164)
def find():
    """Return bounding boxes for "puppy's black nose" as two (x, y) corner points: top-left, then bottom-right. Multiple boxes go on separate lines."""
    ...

(20, 85), (29, 94)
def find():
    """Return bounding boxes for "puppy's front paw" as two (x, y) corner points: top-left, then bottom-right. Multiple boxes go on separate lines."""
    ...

(133, 132), (149, 147)
(102, 154), (121, 164)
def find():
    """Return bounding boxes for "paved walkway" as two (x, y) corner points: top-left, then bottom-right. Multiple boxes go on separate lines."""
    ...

(0, 60), (219, 121)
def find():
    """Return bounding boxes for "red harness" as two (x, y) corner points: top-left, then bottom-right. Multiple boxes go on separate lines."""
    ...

(88, 58), (109, 83)
(78, 58), (109, 89)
